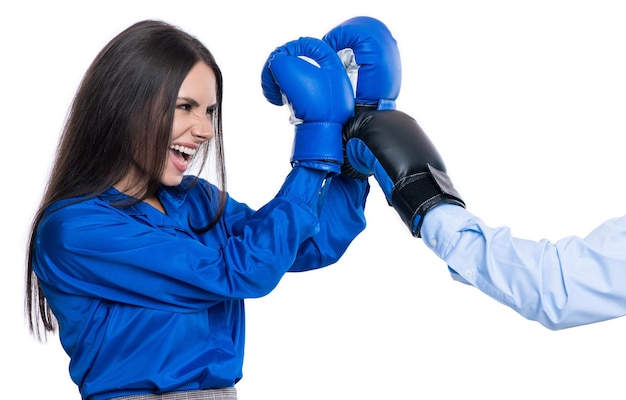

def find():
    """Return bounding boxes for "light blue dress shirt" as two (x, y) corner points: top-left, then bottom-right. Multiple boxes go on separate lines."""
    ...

(421, 203), (626, 330)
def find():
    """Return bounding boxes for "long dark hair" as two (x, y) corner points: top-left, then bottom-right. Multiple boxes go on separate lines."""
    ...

(25, 20), (227, 340)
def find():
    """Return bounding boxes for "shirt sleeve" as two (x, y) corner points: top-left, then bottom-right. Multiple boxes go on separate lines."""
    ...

(288, 174), (369, 272)
(34, 168), (329, 312)
(420, 203), (626, 330)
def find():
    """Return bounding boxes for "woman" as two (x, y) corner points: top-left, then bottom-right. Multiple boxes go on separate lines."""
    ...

(25, 20), (368, 399)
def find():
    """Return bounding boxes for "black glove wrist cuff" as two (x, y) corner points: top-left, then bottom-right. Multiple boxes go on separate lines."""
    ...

(391, 164), (465, 237)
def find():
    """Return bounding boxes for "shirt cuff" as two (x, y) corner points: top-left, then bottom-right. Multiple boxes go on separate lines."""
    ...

(420, 203), (474, 259)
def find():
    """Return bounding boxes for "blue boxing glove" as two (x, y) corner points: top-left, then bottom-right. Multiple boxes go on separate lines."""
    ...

(261, 37), (354, 174)
(322, 16), (402, 113)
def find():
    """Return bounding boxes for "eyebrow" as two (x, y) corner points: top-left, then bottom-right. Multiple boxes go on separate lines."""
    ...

(177, 96), (200, 107)
(177, 97), (217, 110)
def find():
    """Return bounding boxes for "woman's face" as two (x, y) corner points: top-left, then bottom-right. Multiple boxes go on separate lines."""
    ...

(163, 61), (217, 187)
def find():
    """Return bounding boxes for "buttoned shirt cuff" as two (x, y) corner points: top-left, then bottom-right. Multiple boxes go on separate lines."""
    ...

(420, 203), (476, 285)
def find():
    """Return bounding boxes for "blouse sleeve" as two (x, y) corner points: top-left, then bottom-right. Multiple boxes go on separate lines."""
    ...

(288, 174), (369, 272)
(34, 168), (329, 312)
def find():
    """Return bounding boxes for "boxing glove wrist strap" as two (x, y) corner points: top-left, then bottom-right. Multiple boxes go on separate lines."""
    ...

(354, 99), (397, 114)
(391, 164), (465, 237)
(292, 122), (343, 170)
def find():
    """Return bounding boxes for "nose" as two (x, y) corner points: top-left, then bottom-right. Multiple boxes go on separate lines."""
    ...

(191, 111), (215, 141)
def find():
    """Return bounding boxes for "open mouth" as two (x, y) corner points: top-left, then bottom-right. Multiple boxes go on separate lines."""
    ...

(169, 144), (196, 163)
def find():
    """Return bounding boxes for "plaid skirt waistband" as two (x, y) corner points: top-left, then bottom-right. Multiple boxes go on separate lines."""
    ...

(111, 387), (237, 400)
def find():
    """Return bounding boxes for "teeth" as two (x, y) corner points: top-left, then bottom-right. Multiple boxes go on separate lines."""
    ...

(169, 144), (197, 156)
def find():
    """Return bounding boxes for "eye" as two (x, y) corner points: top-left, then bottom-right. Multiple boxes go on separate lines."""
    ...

(177, 103), (192, 111)
(206, 106), (216, 117)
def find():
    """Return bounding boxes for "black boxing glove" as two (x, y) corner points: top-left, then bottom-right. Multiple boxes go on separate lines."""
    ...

(343, 109), (465, 237)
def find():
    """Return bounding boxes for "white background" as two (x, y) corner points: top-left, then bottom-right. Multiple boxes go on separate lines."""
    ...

(3, 0), (626, 398)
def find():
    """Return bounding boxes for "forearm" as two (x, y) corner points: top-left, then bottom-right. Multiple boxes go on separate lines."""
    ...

(35, 168), (330, 309)
(289, 175), (369, 271)
(421, 204), (626, 330)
